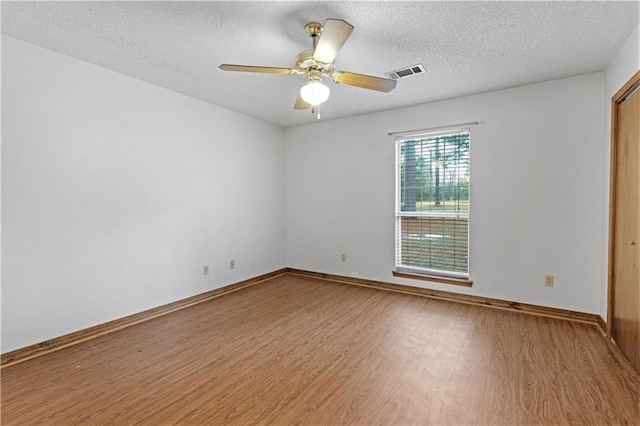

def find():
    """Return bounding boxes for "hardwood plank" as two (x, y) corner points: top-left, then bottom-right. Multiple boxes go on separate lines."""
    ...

(2, 273), (639, 425)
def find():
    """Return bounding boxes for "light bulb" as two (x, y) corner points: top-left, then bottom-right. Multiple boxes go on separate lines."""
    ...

(300, 80), (330, 105)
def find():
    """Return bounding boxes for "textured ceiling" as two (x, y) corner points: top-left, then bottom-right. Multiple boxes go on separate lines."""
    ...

(2, 1), (639, 128)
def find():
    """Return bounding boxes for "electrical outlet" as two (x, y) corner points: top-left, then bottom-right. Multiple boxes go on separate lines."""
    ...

(341, 253), (347, 262)
(229, 260), (235, 269)
(544, 274), (554, 287)
(202, 265), (209, 275)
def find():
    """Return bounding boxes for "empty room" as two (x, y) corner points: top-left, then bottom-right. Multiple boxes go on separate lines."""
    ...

(2, 1), (640, 424)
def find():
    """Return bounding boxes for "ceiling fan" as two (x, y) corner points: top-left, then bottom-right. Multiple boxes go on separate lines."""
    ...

(219, 18), (397, 119)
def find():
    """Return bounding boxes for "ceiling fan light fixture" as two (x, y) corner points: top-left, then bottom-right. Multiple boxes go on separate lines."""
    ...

(300, 80), (330, 105)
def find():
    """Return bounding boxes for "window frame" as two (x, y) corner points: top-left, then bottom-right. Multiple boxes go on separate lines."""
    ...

(394, 128), (472, 284)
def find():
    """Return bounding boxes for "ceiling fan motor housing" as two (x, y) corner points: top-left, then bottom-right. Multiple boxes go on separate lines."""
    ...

(295, 50), (334, 76)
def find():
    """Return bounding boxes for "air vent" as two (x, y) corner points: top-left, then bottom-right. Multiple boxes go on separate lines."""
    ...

(385, 64), (425, 80)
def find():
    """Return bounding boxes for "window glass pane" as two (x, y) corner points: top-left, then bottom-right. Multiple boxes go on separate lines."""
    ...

(399, 132), (470, 214)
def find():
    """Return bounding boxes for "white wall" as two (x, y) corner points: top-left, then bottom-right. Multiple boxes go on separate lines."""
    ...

(1, 36), (286, 352)
(601, 23), (640, 318)
(285, 72), (605, 314)
(4, 24), (635, 353)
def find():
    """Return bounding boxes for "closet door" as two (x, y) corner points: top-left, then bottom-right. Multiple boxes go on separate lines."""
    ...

(611, 73), (640, 373)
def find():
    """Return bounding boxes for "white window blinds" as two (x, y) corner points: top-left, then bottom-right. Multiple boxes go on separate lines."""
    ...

(395, 129), (470, 278)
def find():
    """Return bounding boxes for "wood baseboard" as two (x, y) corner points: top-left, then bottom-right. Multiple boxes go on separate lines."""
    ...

(597, 315), (609, 337)
(3, 267), (605, 368)
(1, 269), (287, 368)
(285, 268), (601, 326)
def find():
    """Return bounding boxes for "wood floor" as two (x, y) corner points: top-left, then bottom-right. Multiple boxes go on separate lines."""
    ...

(2, 274), (639, 425)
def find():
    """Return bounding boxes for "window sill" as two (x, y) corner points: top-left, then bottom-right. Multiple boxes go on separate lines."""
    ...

(392, 270), (473, 287)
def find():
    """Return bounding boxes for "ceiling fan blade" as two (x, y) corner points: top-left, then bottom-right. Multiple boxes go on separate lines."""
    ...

(332, 71), (397, 92)
(219, 64), (297, 74)
(294, 92), (311, 110)
(313, 19), (354, 64)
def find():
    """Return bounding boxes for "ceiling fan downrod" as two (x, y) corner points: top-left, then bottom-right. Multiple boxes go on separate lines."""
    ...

(305, 22), (323, 51)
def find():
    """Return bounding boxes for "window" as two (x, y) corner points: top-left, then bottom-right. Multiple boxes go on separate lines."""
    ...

(395, 129), (470, 280)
